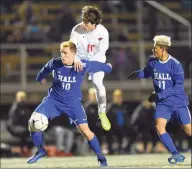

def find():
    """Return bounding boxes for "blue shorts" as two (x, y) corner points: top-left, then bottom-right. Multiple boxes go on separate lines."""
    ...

(154, 105), (191, 125)
(34, 96), (88, 125)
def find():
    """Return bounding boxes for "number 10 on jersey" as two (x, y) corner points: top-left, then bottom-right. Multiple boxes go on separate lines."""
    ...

(62, 83), (71, 90)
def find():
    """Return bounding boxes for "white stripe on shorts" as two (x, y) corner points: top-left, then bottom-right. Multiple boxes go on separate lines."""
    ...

(81, 105), (87, 121)
(186, 106), (191, 123)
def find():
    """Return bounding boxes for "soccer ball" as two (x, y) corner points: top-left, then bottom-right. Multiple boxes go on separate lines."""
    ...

(30, 113), (48, 131)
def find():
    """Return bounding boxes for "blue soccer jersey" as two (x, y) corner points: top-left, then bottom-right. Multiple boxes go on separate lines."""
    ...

(36, 57), (112, 101)
(137, 55), (189, 107)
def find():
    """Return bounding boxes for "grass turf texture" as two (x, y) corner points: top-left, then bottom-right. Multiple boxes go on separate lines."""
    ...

(1, 153), (191, 168)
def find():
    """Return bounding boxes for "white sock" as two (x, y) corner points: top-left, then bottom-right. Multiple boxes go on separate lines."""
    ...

(96, 94), (107, 113)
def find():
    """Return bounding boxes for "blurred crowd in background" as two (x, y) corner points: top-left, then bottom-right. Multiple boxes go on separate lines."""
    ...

(0, 0), (191, 158)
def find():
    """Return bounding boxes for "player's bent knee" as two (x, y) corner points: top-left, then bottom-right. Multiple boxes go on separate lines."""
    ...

(80, 126), (91, 136)
(92, 83), (99, 91)
(92, 82), (105, 91)
(155, 118), (167, 134)
(186, 131), (192, 136)
(83, 130), (94, 140)
(183, 124), (192, 136)
(78, 124), (94, 140)
(184, 130), (191, 136)
(155, 124), (166, 134)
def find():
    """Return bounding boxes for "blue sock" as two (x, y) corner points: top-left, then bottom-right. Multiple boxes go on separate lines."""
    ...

(159, 132), (178, 155)
(30, 131), (44, 152)
(88, 135), (103, 157)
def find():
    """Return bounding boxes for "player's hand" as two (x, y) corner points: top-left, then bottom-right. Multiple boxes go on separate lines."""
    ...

(74, 61), (83, 72)
(40, 79), (46, 86)
(148, 93), (158, 103)
(128, 71), (139, 80)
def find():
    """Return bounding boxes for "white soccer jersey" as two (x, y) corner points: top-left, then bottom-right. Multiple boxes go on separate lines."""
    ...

(70, 23), (109, 63)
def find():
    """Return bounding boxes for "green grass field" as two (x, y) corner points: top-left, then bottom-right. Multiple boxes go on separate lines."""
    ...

(1, 153), (191, 168)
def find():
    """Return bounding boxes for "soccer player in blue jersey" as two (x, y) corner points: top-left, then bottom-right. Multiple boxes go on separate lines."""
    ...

(128, 35), (191, 164)
(27, 41), (112, 167)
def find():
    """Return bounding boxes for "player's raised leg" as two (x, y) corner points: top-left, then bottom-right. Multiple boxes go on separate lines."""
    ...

(27, 112), (47, 164)
(77, 123), (108, 167)
(91, 72), (111, 131)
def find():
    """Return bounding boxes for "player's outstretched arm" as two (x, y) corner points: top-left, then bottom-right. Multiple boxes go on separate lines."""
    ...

(128, 67), (152, 80)
(128, 59), (152, 80)
(127, 71), (140, 80)
(87, 61), (112, 74)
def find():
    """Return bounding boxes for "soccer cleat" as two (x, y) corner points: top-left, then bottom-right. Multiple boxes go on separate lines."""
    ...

(98, 155), (108, 167)
(168, 154), (185, 164)
(99, 113), (111, 131)
(27, 150), (47, 164)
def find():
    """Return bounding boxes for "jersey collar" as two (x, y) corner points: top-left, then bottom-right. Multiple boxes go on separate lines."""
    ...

(158, 54), (171, 64)
(64, 62), (74, 68)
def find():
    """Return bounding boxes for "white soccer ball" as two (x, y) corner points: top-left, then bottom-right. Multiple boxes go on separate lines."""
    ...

(30, 113), (48, 131)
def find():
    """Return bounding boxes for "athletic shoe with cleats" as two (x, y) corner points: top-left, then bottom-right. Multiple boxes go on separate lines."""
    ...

(27, 150), (47, 164)
(99, 113), (111, 131)
(168, 154), (185, 164)
(98, 155), (108, 167)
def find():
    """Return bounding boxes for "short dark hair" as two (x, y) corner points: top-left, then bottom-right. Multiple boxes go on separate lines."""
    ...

(81, 6), (102, 25)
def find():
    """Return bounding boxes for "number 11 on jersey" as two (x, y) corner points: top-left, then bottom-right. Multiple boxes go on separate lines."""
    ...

(158, 80), (165, 89)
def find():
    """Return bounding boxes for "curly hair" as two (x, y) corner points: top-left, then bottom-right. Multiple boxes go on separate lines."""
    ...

(81, 6), (102, 25)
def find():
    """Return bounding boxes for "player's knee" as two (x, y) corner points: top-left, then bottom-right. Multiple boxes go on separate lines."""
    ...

(185, 130), (191, 136)
(184, 124), (192, 136)
(155, 118), (167, 134)
(78, 124), (94, 140)
(92, 81), (104, 91)
(186, 130), (192, 136)
(84, 131), (94, 140)
(155, 123), (166, 134)
(81, 128), (93, 138)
